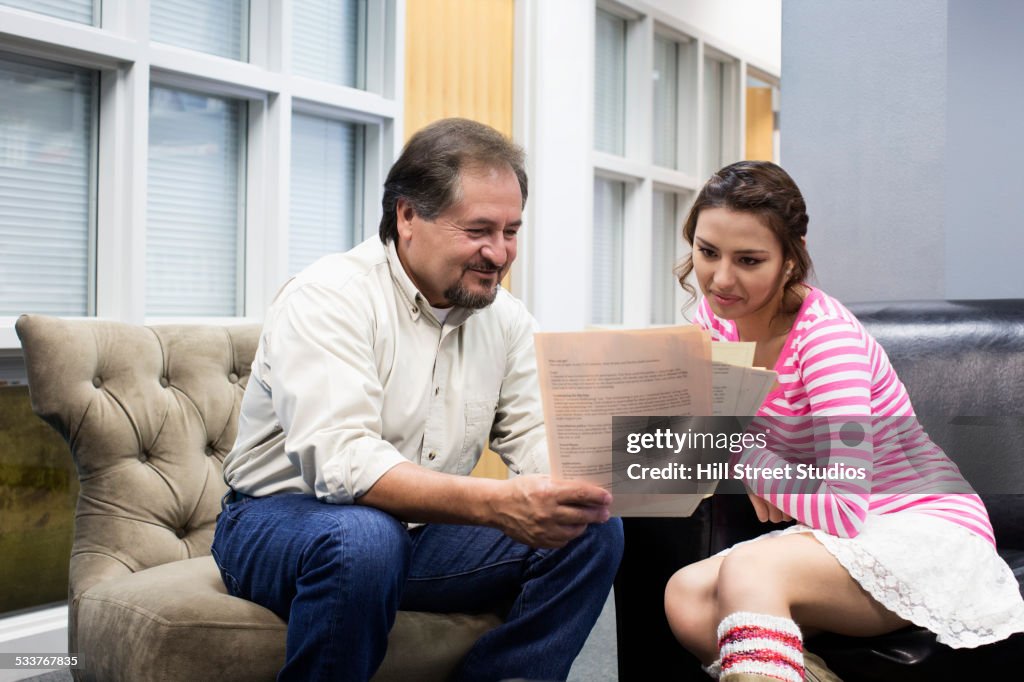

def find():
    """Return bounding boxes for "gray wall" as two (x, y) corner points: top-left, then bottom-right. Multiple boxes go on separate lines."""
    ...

(781, 0), (1023, 302)
(945, 0), (1024, 299)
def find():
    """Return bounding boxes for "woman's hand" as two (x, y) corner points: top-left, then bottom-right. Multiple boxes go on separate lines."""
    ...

(747, 489), (793, 523)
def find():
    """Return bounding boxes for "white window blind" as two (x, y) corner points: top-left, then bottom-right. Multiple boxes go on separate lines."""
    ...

(591, 177), (624, 325)
(703, 58), (725, 175)
(150, 0), (249, 61)
(594, 8), (626, 155)
(289, 113), (361, 275)
(651, 190), (681, 324)
(146, 87), (245, 316)
(0, 0), (95, 25)
(0, 52), (96, 316)
(292, 0), (366, 88)
(653, 35), (678, 169)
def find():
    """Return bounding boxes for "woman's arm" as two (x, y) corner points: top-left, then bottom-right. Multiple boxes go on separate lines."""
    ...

(736, 318), (875, 537)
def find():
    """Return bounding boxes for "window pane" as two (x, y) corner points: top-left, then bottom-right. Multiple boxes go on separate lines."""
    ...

(594, 9), (626, 155)
(591, 177), (623, 325)
(651, 191), (681, 324)
(292, 0), (366, 88)
(746, 74), (778, 162)
(150, 0), (249, 61)
(653, 36), (678, 168)
(0, 52), (96, 316)
(289, 113), (361, 274)
(703, 58), (724, 175)
(0, 0), (95, 25)
(147, 87), (245, 316)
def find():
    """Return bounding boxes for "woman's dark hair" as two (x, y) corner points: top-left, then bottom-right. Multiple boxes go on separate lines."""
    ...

(675, 160), (813, 315)
(378, 118), (528, 243)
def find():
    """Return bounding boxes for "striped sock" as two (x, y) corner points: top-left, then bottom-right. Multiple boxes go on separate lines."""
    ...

(717, 611), (804, 682)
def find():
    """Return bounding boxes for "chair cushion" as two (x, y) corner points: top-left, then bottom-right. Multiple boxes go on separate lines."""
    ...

(76, 556), (501, 682)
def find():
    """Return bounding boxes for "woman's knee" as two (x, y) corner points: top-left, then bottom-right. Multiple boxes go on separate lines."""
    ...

(715, 541), (796, 611)
(664, 562), (720, 656)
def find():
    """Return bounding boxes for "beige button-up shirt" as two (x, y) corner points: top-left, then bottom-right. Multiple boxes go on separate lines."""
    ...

(223, 237), (549, 504)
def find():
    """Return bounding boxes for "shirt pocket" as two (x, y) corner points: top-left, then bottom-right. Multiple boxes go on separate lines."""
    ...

(461, 397), (498, 465)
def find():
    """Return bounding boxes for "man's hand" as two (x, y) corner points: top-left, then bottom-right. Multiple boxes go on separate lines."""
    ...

(746, 489), (792, 524)
(488, 474), (612, 548)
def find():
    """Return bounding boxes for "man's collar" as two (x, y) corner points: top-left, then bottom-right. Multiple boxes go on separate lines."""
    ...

(383, 239), (476, 327)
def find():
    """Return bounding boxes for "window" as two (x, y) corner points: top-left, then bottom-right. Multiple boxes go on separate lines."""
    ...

(146, 87), (246, 316)
(703, 53), (738, 176)
(746, 72), (780, 163)
(651, 190), (686, 325)
(292, 0), (368, 89)
(586, 4), (760, 326)
(0, 52), (96, 316)
(289, 112), (362, 275)
(0, 0), (96, 25)
(150, 0), (250, 61)
(594, 8), (626, 155)
(652, 36), (678, 169)
(592, 177), (624, 325)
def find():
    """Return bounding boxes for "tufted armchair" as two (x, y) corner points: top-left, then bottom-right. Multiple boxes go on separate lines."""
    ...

(15, 314), (500, 682)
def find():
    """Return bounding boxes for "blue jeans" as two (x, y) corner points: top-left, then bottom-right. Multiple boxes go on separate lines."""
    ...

(211, 493), (623, 682)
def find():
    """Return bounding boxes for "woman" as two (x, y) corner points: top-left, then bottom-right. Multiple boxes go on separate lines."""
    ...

(663, 161), (1024, 682)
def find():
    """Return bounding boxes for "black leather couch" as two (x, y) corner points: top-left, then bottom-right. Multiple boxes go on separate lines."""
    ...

(614, 299), (1024, 681)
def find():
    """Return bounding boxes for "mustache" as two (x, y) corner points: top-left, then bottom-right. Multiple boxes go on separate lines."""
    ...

(465, 260), (502, 273)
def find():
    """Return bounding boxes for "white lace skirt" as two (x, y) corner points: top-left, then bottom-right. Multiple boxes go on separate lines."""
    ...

(716, 512), (1024, 648)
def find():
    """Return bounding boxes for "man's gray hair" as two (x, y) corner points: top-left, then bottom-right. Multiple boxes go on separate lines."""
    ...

(378, 118), (528, 243)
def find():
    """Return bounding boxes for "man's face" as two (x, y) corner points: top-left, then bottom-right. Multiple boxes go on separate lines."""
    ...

(396, 166), (522, 309)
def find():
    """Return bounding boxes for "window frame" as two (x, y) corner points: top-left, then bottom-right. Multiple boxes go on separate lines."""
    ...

(0, 0), (404, 348)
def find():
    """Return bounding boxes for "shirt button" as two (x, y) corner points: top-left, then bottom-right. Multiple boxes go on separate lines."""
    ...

(434, 387), (440, 395)
(411, 306), (419, 314)
(427, 451), (437, 461)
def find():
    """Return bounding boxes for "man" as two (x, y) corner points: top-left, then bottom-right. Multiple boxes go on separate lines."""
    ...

(213, 118), (623, 682)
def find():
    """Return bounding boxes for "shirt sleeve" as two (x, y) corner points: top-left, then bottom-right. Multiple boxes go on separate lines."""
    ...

(488, 299), (549, 475)
(735, 317), (875, 537)
(264, 282), (408, 504)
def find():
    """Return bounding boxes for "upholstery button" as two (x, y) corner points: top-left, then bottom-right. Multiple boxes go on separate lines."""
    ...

(138, 452), (148, 463)
(228, 373), (239, 384)
(159, 377), (169, 388)
(92, 377), (102, 388)
(175, 528), (186, 539)
(204, 446), (214, 456)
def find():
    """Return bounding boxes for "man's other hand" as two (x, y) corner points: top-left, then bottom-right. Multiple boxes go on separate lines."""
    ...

(489, 475), (613, 548)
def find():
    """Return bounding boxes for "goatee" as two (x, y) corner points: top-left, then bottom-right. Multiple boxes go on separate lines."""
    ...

(443, 280), (499, 309)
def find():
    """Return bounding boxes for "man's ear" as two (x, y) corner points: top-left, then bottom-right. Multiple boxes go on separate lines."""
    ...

(395, 198), (416, 241)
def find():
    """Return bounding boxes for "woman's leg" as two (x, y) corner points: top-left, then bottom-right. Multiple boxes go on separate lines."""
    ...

(714, 533), (909, 635)
(665, 532), (910, 679)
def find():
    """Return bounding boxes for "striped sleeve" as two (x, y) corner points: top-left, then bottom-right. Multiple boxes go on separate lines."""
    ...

(738, 318), (875, 538)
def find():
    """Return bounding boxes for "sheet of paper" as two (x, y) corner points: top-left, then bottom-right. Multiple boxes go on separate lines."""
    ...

(711, 362), (747, 416)
(711, 341), (756, 367)
(735, 367), (779, 415)
(534, 326), (712, 517)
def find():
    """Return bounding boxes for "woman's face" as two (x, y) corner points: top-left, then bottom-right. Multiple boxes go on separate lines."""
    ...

(692, 207), (789, 324)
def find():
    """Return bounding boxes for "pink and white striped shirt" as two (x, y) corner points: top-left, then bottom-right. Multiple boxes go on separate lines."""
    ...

(695, 287), (994, 545)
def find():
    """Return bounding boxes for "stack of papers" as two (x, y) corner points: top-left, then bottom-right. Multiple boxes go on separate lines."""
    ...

(534, 326), (777, 517)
